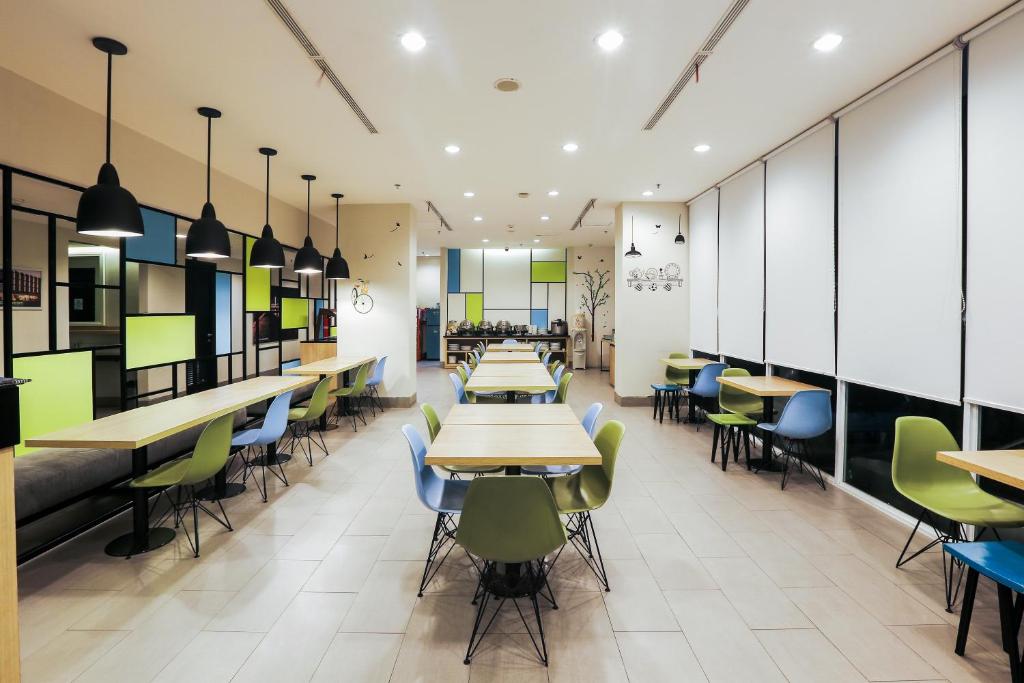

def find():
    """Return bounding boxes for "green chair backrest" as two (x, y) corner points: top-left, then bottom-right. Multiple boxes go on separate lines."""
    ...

(456, 365), (469, 384)
(549, 360), (563, 377)
(456, 477), (567, 564)
(180, 413), (234, 485)
(666, 352), (691, 386)
(350, 362), (370, 393)
(718, 368), (762, 416)
(554, 372), (573, 404)
(892, 416), (970, 500)
(468, 354), (478, 369)
(575, 420), (626, 509)
(421, 403), (441, 442)
(294, 377), (332, 422)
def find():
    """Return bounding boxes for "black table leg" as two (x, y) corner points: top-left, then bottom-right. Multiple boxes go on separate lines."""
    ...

(506, 391), (516, 404)
(196, 446), (246, 501)
(105, 446), (175, 557)
(338, 369), (355, 416)
(755, 396), (783, 472)
(319, 372), (338, 431)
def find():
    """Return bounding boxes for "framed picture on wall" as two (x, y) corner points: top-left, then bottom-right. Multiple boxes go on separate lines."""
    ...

(0, 266), (43, 310)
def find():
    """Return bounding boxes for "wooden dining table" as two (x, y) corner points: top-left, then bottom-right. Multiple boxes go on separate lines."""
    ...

(466, 363), (557, 403)
(480, 351), (540, 364)
(487, 342), (535, 352)
(25, 375), (315, 557)
(937, 450), (1024, 490)
(284, 354), (376, 429)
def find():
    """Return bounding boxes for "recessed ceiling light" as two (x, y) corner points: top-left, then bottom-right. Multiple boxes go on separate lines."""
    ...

(813, 33), (843, 52)
(463, 191), (474, 197)
(533, 239), (541, 243)
(540, 215), (550, 221)
(642, 190), (654, 197)
(473, 216), (483, 222)
(547, 190), (559, 197)
(400, 31), (426, 52)
(175, 234), (186, 239)
(444, 144), (460, 154)
(596, 30), (624, 52)
(562, 142), (579, 152)
(482, 238), (489, 243)
(693, 143), (711, 153)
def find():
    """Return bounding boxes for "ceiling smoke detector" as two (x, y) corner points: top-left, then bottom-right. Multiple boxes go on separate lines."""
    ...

(494, 77), (521, 92)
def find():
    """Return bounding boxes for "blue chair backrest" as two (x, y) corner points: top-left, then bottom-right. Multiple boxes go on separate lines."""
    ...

(542, 351), (552, 364)
(534, 342), (542, 353)
(472, 349), (481, 362)
(582, 402), (603, 438)
(460, 360), (472, 377)
(281, 359), (301, 371)
(449, 373), (469, 404)
(502, 338), (518, 345)
(401, 424), (445, 512)
(369, 356), (388, 385)
(254, 391), (294, 444)
(690, 363), (728, 398)
(553, 364), (565, 385)
(774, 390), (832, 440)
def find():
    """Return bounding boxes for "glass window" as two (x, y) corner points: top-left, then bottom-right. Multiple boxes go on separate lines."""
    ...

(845, 382), (962, 516)
(772, 365), (837, 475)
(692, 349), (718, 360)
(725, 356), (765, 376)
(977, 405), (1024, 506)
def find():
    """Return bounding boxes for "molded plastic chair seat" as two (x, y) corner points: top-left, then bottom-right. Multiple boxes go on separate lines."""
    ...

(650, 383), (682, 391)
(231, 428), (263, 448)
(130, 458), (193, 488)
(424, 481), (470, 514)
(665, 352), (693, 388)
(709, 413), (756, 427)
(901, 484), (1024, 527)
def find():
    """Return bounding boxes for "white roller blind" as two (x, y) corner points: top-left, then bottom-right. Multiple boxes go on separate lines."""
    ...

(837, 52), (962, 403)
(688, 190), (718, 353)
(965, 12), (1024, 412)
(718, 164), (764, 362)
(765, 124), (836, 375)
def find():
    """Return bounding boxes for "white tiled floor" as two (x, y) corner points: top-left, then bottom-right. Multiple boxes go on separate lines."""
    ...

(17, 364), (1011, 681)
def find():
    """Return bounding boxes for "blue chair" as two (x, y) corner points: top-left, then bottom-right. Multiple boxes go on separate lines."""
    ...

(944, 541), (1024, 680)
(402, 424), (471, 597)
(501, 338), (518, 346)
(682, 362), (727, 427)
(450, 373), (473, 404)
(365, 355), (388, 416)
(757, 390), (832, 490)
(533, 341), (542, 353)
(523, 402), (603, 477)
(233, 391), (293, 502)
(541, 351), (552, 365)
(530, 364), (565, 404)
(460, 360), (473, 378)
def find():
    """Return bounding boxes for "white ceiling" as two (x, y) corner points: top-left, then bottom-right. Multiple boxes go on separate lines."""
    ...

(0, 0), (1008, 249)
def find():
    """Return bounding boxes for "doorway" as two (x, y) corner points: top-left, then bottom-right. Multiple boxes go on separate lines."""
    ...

(185, 259), (217, 393)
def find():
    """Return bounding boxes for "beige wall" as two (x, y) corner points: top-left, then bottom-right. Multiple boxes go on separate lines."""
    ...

(568, 246), (615, 368)
(416, 256), (440, 309)
(0, 66), (333, 250)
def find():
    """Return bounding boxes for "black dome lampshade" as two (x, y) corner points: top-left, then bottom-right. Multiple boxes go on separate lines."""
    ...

(77, 37), (144, 238)
(625, 215), (642, 258)
(674, 214), (685, 245)
(185, 107), (231, 259)
(249, 147), (285, 268)
(325, 193), (350, 280)
(293, 174), (323, 274)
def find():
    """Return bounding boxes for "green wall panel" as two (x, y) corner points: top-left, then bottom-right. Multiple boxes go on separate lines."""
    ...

(14, 351), (93, 455)
(126, 315), (196, 369)
(531, 261), (566, 283)
(245, 236), (271, 311)
(281, 297), (309, 329)
(465, 293), (483, 324)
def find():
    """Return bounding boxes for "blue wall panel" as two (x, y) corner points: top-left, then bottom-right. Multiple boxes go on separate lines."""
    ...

(126, 208), (176, 264)
(530, 309), (549, 330)
(447, 248), (461, 293)
(215, 271), (231, 355)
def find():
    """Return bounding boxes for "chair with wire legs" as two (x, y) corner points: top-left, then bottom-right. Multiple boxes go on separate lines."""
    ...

(365, 356), (388, 416)
(283, 377), (331, 466)
(892, 416), (1024, 612)
(457, 476), (568, 667)
(460, 359), (473, 379)
(553, 372), (573, 404)
(330, 362), (370, 431)
(501, 338), (519, 346)
(523, 402), (602, 477)
(130, 413), (235, 558)
(401, 424), (472, 597)
(232, 391), (293, 502)
(450, 372), (474, 405)
(708, 368), (762, 471)
(756, 390), (832, 490)
(421, 403), (502, 479)
(545, 420), (625, 592)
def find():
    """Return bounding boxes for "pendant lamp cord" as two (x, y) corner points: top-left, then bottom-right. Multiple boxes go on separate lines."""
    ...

(306, 179), (311, 236)
(205, 116), (212, 203)
(264, 154), (270, 224)
(105, 52), (112, 164)
(335, 197), (340, 248)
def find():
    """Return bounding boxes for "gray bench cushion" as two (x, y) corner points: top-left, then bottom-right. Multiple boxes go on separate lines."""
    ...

(14, 409), (247, 523)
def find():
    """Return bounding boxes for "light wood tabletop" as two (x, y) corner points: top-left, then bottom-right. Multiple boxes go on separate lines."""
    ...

(716, 375), (830, 397)
(487, 343), (535, 352)
(480, 351), (541, 364)
(660, 357), (716, 371)
(283, 355), (376, 376)
(466, 365), (557, 393)
(470, 363), (549, 376)
(444, 404), (579, 425)
(937, 450), (1024, 490)
(24, 375), (316, 450)
(425, 424), (601, 467)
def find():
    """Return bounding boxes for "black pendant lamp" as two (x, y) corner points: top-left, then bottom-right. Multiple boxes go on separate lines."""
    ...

(293, 174), (323, 274)
(674, 214), (685, 244)
(76, 37), (144, 237)
(625, 216), (642, 258)
(185, 107), (231, 259)
(325, 193), (350, 280)
(249, 147), (285, 268)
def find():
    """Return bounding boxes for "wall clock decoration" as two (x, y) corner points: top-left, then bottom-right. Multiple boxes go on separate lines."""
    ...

(351, 278), (374, 314)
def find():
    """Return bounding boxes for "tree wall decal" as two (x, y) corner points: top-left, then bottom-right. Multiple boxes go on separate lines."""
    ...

(574, 268), (611, 341)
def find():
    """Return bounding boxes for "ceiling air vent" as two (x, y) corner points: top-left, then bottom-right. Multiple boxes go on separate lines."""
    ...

(642, 0), (750, 130)
(264, 0), (379, 134)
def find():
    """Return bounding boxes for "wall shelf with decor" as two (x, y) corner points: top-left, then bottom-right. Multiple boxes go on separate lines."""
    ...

(442, 334), (570, 369)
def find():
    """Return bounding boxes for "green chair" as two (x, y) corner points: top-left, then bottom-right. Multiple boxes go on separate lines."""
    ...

(707, 368), (761, 471)
(651, 352), (693, 423)
(548, 360), (563, 377)
(547, 420), (625, 591)
(130, 413), (234, 558)
(468, 353), (479, 370)
(456, 365), (469, 385)
(330, 362), (370, 431)
(285, 377), (331, 466)
(553, 372), (573, 404)
(893, 416), (1024, 611)
(420, 403), (501, 478)
(457, 476), (567, 667)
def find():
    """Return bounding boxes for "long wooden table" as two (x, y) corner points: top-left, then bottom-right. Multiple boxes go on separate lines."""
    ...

(284, 354), (376, 429)
(937, 450), (1024, 489)
(466, 363), (556, 402)
(487, 342), (535, 352)
(480, 351), (540, 364)
(444, 403), (579, 425)
(660, 357), (716, 371)
(25, 375), (315, 557)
